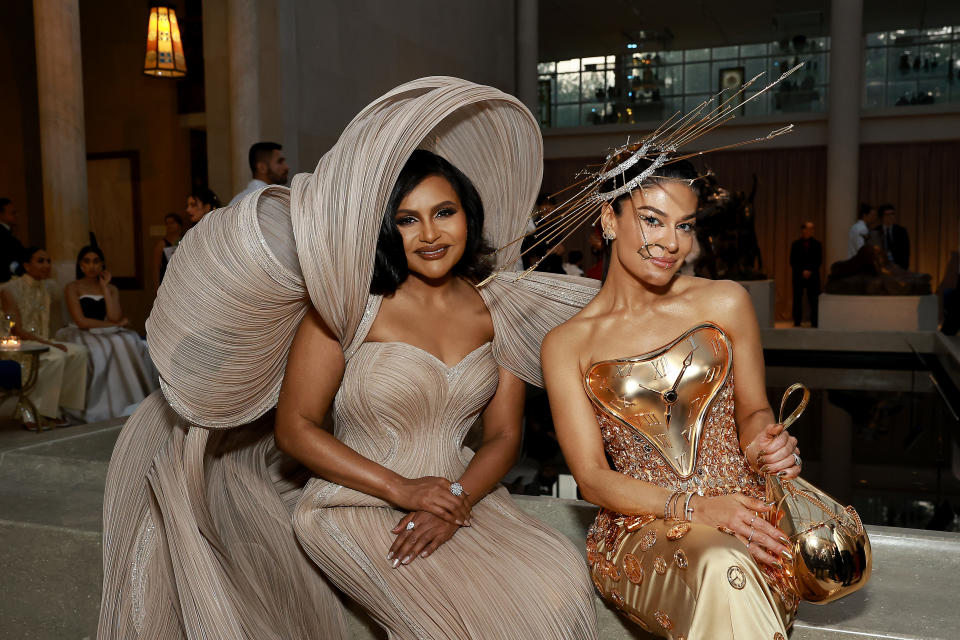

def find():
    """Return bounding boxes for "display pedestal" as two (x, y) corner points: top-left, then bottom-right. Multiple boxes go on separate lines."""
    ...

(737, 279), (775, 328)
(819, 293), (938, 331)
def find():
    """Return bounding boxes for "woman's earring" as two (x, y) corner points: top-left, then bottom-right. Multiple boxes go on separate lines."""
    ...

(602, 228), (616, 241)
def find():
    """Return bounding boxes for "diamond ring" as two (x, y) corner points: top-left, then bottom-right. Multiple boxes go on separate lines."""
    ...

(405, 521), (415, 531)
(747, 527), (755, 543)
(449, 482), (464, 497)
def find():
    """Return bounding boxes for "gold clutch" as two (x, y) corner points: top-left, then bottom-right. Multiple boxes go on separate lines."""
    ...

(765, 384), (872, 604)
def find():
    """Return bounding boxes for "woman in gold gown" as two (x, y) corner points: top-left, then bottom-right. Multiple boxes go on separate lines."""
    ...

(542, 157), (803, 640)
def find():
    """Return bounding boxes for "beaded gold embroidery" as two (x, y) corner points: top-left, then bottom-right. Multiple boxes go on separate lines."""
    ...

(623, 553), (644, 584)
(638, 529), (657, 551)
(610, 588), (625, 609)
(622, 513), (656, 532)
(592, 381), (765, 499)
(727, 565), (746, 590)
(673, 549), (689, 569)
(653, 555), (668, 575)
(654, 609), (674, 630)
(666, 522), (691, 540)
(601, 559), (621, 582)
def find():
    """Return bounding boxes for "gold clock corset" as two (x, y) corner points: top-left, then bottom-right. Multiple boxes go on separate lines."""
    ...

(585, 323), (764, 498)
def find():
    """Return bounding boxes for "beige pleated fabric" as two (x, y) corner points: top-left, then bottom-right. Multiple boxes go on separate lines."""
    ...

(99, 76), (601, 640)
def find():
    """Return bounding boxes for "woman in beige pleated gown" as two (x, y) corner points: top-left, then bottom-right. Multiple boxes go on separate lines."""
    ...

(98, 77), (599, 639)
(542, 157), (805, 640)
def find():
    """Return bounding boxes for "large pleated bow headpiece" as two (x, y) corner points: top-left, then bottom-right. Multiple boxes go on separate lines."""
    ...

(146, 77), (543, 429)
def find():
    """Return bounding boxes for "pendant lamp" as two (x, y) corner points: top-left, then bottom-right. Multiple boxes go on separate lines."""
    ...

(143, 2), (187, 78)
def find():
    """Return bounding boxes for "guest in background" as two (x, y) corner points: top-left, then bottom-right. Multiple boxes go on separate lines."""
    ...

(152, 212), (184, 291)
(0, 247), (88, 428)
(879, 204), (910, 269)
(0, 198), (25, 283)
(790, 221), (822, 327)
(848, 203), (877, 258)
(185, 187), (222, 225)
(57, 239), (159, 423)
(228, 141), (290, 205)
(563, 250), (584, 276)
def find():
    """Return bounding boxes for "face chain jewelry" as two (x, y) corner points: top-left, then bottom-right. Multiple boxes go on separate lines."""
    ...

(477, 63), (804, 288)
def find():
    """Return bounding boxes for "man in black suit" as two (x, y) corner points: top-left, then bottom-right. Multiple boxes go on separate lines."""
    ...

(0, 198), (25, 283)
(879, 204), (910, 270)
(790, 221), (822, 327)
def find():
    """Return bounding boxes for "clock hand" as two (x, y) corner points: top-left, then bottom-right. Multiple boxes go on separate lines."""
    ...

(669, 349), (696, 394)
(662, 349), (696, 426)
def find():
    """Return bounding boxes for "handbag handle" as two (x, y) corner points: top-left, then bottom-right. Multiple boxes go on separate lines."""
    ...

(778, 382), (810, 430)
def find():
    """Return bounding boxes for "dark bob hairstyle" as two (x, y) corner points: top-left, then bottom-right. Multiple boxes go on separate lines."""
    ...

(601, 156), (701, 216)
(75, 243), (106, 280)
(369, 150), (492, 295)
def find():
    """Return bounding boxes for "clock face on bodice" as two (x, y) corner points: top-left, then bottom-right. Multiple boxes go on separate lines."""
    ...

(584, 323), (732, 478)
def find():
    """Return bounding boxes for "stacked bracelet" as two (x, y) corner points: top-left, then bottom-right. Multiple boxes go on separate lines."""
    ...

(683, 492), (696, 521)
(664, 491), (697, 522)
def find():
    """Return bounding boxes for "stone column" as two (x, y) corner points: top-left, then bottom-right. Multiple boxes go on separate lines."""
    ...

(227, 0), (260, 196)
(824, 0), (864, 268)
(32, 0), (88, 282)
(515, 0), (539, 119)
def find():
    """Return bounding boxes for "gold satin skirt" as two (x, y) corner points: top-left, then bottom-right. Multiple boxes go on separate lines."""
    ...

(590, 516), (794, 640)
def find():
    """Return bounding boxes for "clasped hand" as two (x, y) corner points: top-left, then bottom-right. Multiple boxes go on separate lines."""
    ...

(745, 422), (801, 480)
(388, 476), (471, 568)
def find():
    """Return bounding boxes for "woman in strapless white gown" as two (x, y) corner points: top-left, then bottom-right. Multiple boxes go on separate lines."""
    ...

(57, 241), (158, 423)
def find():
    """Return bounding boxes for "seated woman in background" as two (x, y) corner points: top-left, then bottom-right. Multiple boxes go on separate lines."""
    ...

(56, 239), (158, 423)
(0, 247), (89, 429)
(185, 187), (221, 226)
(152, 212), (184, 291)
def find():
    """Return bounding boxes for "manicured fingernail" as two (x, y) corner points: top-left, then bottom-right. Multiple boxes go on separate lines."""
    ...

(466, 519), (472, 526)
(778, 535), (789, 544)
(420, 551), (429, 558)
(387, 552), (394, 560)
(392, 558), (400, 568)
(456, 520), (463, 525)
(402, 556), (411, 565)
(766, 501), (776, 507)
(781, 550), (793, 561)
(772, 562), (784, 571)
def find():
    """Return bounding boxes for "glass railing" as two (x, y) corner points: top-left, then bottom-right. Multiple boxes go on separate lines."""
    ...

(538, 37), (829, 128)
(864, 26), (960, 109)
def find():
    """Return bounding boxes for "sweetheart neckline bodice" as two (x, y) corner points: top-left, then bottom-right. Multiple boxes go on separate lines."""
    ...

(356, 340), (492, 372)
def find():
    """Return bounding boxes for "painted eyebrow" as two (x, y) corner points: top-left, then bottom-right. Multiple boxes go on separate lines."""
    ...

(636, 205), (697, 221)
(395, 200), (457, 215)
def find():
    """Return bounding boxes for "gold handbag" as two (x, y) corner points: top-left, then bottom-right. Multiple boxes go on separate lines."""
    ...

(765, 384), (872, 604)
